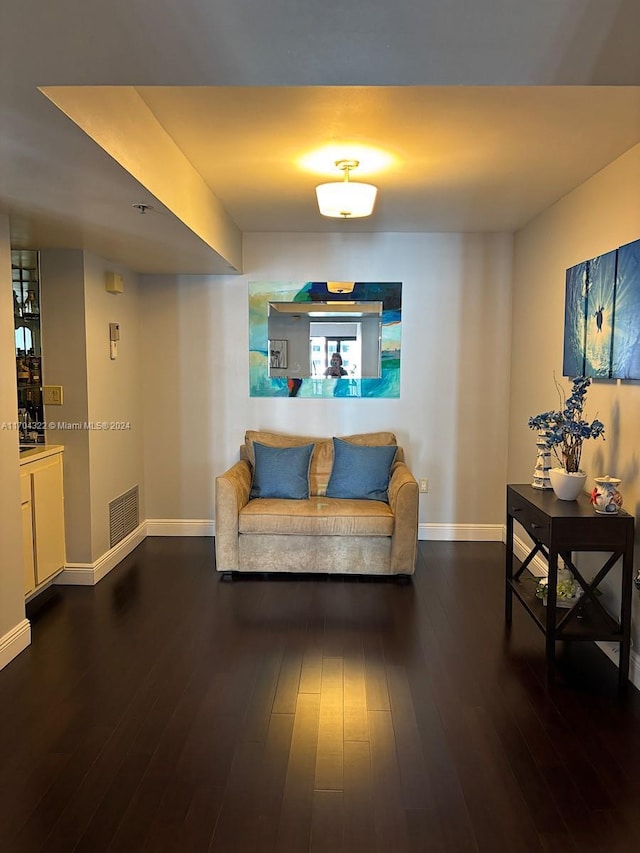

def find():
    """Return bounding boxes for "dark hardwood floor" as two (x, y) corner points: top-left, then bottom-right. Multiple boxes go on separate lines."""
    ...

(1, 538), (640, 852)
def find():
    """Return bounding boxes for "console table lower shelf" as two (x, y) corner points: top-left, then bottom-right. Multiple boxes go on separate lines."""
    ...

(505, 484), (635, 694)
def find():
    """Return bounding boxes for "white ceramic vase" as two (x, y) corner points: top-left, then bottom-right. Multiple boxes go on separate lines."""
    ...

(549, 467), (587, 501)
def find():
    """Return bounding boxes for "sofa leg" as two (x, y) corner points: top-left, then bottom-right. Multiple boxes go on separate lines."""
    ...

(395, 573), (412, 585)
(220, 571), (235, 582)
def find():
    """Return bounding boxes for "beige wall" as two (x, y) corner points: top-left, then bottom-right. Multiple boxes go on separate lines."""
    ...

(40, 250), (92, 561)
(509, 143), (640, 645)
(40, 250), (145, 563)
(83, 252), (145, 559)
(141, 231), (514, 528)
(0, 215), (27, 656)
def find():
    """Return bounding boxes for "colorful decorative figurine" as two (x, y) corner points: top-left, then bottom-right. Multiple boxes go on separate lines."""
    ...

(589, 476), (623, 514)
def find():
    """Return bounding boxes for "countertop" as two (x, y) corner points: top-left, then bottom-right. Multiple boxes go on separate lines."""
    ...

(19, 444), (64, 465)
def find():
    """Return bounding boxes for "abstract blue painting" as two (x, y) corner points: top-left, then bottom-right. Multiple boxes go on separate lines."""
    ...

(612, 239), (640, 379)
(563, 238), (640, 380)
(563, 260), (588, 377)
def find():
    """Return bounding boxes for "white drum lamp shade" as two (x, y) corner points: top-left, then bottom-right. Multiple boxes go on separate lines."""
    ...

(316, 160), (377, 218)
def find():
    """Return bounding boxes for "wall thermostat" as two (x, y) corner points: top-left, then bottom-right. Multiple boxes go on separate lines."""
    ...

(109, 322), (120, 359)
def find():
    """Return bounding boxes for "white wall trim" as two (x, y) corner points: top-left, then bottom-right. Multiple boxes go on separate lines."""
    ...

(419, 523), (504, 541)
(0, 618), (31, 672)
(147, 520), (502, 541)
(507, 529), (548, 578)
(596, 642), (640, 692)
(56, 522), (146, 586)
(146, 519), (214, 536)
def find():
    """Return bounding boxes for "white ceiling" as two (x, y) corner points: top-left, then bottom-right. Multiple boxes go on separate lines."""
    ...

(135, 85), (640, 233)
(3, 0), (640, 274)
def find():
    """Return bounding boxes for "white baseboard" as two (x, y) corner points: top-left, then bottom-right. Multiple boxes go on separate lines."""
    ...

(509, 530), (548, 578)
(144, 520), (499, 542)
(146, 520), (502, 541)
(419, 523), (504, 541)
(0, 619), (31, 672)
(596, 642), (640, 692)
(57, 522), (147, 586)
(146, 519), (214, 536)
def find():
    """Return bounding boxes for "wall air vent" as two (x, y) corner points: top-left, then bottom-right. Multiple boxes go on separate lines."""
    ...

(109, 485), (139, 548)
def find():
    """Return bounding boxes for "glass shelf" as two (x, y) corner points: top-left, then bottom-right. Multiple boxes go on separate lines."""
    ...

(12, 250), (44, 444)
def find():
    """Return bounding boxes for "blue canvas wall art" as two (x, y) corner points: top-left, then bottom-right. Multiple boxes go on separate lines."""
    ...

(584, 250), (616, 379)
(612, 239), (640, 379)
(563, 260), (588, 377)
(563, 238), (640, 380)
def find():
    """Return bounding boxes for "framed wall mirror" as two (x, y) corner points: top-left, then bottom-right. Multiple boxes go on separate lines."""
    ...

(267, 301), (382, 379)
(249, 281), (402, 398)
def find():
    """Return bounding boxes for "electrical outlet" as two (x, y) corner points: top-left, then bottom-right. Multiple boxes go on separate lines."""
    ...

(419, 478), (429, 493)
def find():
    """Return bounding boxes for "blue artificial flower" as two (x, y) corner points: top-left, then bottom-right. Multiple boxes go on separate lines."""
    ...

(528, 376), (605, 473)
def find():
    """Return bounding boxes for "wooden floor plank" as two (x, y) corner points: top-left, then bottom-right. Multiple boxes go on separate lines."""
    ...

(207, 740), (265, 853)
(299, 642), (323, 695)
(314, 656), (344, 791)
(309, 790), (344, 853)
(237, 712), (295, 853)
(362, 630), (391, 712)
(368, 709), (410, 853)
(240, 645), (285, 742)
(343, 654), (369, 743)
(275, 692), (321, 853)
(386, 663), (436, 811)
(273, 643), (305, 715)
(343, 741), (376, 853)
(139, 779), (195, 853)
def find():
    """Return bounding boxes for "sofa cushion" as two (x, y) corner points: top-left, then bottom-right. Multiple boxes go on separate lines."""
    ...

(326, 438), (398, 502)
(244, 430), (397, 496)
(250, 441), (314, 499)
(239, 497), (394, 536)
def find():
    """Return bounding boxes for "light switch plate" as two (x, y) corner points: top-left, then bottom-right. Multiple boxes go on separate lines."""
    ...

(43, 385), (63, 405)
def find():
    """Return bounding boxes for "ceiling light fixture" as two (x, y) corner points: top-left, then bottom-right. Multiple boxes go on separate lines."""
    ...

(315, 160), (377, 219)
(327, 281), (355, 294)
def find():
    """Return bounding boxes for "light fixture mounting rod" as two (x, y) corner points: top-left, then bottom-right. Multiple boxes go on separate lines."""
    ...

(335, 159), (359, 182)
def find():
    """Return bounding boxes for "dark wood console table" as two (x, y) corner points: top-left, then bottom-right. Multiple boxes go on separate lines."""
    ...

(505, 484), (635, 693)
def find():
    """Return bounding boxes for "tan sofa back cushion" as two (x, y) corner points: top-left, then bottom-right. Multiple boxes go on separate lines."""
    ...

(242, 430), (400, 496)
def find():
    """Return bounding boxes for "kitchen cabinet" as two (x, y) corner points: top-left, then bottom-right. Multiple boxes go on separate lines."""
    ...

(21, 472), (35, 595)
(20, 446), (65, 593)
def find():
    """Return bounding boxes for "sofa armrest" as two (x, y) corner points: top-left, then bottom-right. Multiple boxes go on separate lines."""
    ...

(215, 460), (252, 571)
(388, 462), (419, 574)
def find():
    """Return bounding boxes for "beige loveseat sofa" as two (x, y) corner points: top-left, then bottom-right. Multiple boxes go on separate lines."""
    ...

(214, 430), (419, 577)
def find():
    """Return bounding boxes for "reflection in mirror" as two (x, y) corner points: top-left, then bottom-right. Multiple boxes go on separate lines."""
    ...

(267, 301), (382, 379)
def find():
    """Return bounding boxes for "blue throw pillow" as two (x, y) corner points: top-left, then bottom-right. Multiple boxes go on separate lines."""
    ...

(250, 441), (314, 499)
(326, 438), (397, 502)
